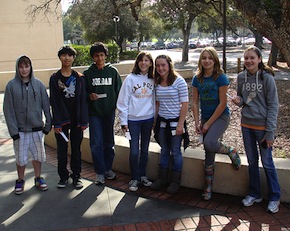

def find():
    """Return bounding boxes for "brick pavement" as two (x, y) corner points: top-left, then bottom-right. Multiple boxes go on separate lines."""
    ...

(44, 145), (290, 231)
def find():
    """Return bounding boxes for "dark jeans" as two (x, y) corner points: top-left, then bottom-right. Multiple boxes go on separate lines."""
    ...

(55, 124), (83, 180)
(128, 118), (154, 180)
(242, 126), (280, 201)
(89, 111), (115, 175)
(159, 127), (183, 172)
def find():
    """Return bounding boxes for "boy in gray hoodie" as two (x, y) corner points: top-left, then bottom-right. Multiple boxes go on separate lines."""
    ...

(3, 55), (52, 195)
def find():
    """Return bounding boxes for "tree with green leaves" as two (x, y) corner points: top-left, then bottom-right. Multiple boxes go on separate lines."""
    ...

(26, 0), (290, 66)
(67, 0), (139, 52)
(152, 0), (208, 62)
(63, 16), (84, 44)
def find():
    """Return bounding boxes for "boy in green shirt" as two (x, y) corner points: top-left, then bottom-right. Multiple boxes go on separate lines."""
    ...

(83, 42), (122, 185)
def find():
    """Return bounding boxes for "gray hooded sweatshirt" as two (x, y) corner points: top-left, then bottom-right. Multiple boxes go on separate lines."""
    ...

(236, 69), (278, 141)
(3, 55), (51, 140)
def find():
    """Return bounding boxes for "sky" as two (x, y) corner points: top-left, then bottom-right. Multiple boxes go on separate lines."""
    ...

(61, 0), (72, 12)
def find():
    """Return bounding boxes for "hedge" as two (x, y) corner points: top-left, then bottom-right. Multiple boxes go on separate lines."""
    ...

(71, 44), (139, 67)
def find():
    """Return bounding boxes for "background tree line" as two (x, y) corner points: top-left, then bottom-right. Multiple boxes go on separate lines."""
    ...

(28, 0), (290, 66)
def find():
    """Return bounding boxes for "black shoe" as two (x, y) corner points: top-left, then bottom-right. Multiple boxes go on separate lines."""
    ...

(57, 179), (68, 188)
(71, 174), (83, 189)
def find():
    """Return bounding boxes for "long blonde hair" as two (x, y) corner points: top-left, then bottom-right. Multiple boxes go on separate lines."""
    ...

(196, 47), (224, 82)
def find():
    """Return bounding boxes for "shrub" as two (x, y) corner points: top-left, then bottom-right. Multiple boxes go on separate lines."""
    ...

(71, 44), (138, 66)
(72, 44), (91, 66)
(120, 50), (140, 60)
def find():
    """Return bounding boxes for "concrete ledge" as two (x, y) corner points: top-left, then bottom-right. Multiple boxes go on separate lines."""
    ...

(45, 131), (290, 203)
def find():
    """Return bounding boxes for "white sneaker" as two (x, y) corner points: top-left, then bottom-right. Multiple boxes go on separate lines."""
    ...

(267, 200), (280, 213)
(242, 195), (263, 207)
(95, 174), (105, 185)
(140, 176), (152, 187)
(129, 180), (139, 192)
(105, 170), (116, 180)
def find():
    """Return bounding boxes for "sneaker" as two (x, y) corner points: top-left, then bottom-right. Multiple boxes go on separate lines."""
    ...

(105, 170), (116, 180)
(34, 177), (48, 191)
(129, 180), (139, 192)
(242, 195), (263, 207)
(57, 179), (68, 188)
(95, 174), (105, 185)
(14, 179), (25, 195)
(71, 174), (83, 189)
(140, 176), (152, 187)
(267, 200), (280, 213)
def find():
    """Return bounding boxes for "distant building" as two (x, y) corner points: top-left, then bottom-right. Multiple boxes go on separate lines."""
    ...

(0, 0), (63, 71)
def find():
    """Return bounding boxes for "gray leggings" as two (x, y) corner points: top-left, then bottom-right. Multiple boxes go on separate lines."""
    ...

(202, 114), (230, 166)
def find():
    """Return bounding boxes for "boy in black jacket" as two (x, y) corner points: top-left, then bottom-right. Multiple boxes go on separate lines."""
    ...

(49, 46), (89, 189)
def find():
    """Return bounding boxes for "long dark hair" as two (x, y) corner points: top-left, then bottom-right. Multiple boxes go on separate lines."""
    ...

(131, 51), (154, 79)
(154, 55), (178, 86)
(244, 46), (275, 78)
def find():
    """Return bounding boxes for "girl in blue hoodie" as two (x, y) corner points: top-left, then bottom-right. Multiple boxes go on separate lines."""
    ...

(233, 46), (280, 213)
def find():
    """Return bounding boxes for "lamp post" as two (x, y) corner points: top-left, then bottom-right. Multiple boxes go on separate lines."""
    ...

(113, 15), (120, 63)
(222, 0), (227, 73)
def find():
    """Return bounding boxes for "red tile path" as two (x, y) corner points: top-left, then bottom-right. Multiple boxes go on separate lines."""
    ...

(45, 145), (290, 231)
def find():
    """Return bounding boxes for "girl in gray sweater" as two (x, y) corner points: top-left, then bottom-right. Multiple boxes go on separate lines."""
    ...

(232, 46), (280, 213)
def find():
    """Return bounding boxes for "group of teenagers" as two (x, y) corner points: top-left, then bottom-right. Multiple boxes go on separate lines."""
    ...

(3, 42), (281, 214)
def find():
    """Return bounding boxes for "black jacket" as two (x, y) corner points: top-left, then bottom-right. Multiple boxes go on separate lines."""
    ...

(154, 115), (190, 151)
(49, 70), (89, 128)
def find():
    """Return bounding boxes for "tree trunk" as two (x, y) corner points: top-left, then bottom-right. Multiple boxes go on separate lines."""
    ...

(268, 43), (278, 67)
(181, 16), (195, 62)
(232, 0), (290, 67)
(253, 30), (263, 49)
(182, 31), (189, 62)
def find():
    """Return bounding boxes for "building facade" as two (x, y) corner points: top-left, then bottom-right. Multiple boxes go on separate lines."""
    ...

(0, 0), (63, 72)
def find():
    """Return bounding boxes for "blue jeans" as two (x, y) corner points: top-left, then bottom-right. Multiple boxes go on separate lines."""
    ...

(158, 127), (183, 172)
(89, 111), (115, 175)
(128, 118), (153, 180)
(242, 126), (280, 201)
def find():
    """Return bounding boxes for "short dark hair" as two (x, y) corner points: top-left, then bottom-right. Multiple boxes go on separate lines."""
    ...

(18, 56), (31, 67)
(58, 46), (77, 58)
(89, 42), (108, 58)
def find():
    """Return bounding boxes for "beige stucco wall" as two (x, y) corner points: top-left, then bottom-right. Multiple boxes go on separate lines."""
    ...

(0, 0), (63, 72)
